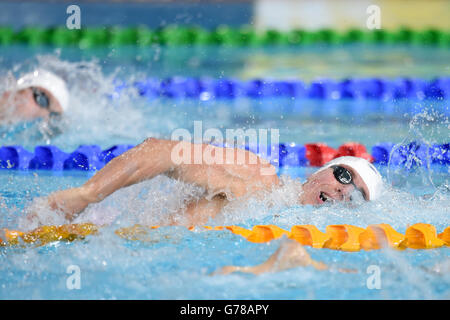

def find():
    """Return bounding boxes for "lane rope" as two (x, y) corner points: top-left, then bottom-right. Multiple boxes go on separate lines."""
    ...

(0, 142), (448, 171)
(1, 26), (449, 47)
(115, 77), (450, 100)
(1, 223), (448, 251)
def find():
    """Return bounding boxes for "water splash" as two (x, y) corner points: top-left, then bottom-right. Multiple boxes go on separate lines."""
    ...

(387, 106), (449, 193)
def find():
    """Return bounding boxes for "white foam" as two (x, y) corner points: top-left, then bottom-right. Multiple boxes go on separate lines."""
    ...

(75, 175), (205, 227)
(18, 197), (66, 231)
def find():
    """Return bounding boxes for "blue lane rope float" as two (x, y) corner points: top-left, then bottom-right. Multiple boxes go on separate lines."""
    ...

(0, 143), (448, 171)
(113, 77), (450, 100)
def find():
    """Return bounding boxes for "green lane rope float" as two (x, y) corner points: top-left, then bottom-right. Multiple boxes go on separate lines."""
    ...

(0, 26), (449, 47)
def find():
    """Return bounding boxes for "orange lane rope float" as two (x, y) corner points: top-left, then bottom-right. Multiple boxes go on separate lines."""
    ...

(0, 223), (99, 246)
(1, 223), (449, 251)
(438, 226), (450, 244)
(359, 224), (407, 250)
(403, 223), (446, 249)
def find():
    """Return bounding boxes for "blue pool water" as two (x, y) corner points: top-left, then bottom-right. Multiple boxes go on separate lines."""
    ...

(0, 42), (449, 299)
(1, 45), (449, 150)
(0, 168), (449, 299)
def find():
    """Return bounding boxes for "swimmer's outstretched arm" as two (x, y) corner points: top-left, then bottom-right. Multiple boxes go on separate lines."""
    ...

(47, 138), (182, 219)
(215, 239), (357, 276)
(215, 239), (328, 275)
(47, 138), (278, 221)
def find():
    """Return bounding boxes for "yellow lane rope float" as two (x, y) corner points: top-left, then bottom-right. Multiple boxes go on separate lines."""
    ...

(0, 223), (448, 251)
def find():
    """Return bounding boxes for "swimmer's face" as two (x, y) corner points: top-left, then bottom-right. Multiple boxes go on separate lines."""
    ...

(300, 165), (370, 205)
(1, 87), (63, 120)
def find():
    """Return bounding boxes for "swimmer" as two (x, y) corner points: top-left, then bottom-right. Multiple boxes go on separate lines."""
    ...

(0, 69), (69, 122)
(33, 137), (383, 226)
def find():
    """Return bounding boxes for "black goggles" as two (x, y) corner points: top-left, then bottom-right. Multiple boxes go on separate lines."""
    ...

(31, 87), (61, 118)
(332, 165), (353, 185)
(32, 87), (50, 109)
(331, 165), (367, 200)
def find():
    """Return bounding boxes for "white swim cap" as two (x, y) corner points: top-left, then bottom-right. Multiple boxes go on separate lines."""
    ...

(317, 156), (384, 201)
(16, 69), (69, 112)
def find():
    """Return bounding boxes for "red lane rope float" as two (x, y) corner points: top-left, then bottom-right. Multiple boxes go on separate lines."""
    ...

(1, 223), (448, 251)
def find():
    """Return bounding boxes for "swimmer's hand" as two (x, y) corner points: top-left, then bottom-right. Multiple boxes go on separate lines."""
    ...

(213, 239), (328, 276)
(47, 187), (93, 221)
(20, 187), (92, 229)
